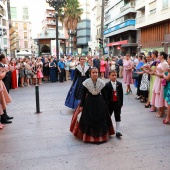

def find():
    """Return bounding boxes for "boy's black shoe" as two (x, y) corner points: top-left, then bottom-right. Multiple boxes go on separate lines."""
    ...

(116, 132), (122, 138)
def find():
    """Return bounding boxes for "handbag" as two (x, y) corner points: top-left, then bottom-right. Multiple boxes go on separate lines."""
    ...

(132, 71), (139, 79)
(161, 79), (167, 86)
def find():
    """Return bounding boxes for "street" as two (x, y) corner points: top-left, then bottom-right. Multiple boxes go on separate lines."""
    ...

(0, 79), (170, 170)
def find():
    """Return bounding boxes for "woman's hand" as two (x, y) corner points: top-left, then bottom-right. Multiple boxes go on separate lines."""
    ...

(79, 107), (83, 112)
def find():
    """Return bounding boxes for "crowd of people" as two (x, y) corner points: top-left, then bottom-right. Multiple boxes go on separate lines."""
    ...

(123, 51), (170, 125)
(1, 51), (170, 141)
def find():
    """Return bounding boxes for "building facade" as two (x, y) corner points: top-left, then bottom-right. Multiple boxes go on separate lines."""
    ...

(135, 0), (170, 54)
(77, 0), (91, 55)
(0, 0), (9, 55)
(104, 0), (137, 56)
(90, 0), (102, 56)
(10, 0), (32, 56)
(37, 4), (67, 56)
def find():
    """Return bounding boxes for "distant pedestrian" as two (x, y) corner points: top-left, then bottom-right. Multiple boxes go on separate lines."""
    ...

(100, 56), (106, 79)
(58, 58), (65, 83)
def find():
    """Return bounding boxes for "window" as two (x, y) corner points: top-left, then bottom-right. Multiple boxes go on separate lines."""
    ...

(149, 1), (156, 14)
(15, 23), (18, 29)
(16, 32), (18, 37)
(24, 32), (27, 39)
(24, 41), (28, 48)
(162, 0), (169, 9)
(10, 7), (17, 19)
(3, 38), (7, 45)
(23, 7), (29, 20)
(24, 23), (27, 30)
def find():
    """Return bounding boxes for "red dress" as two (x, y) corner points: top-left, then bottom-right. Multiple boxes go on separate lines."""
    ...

(100, 60), (106, 72)
(11, 64), (18, 89)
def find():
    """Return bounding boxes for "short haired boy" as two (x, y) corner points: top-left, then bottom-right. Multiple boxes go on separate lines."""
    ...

(105, 70), (123, 137)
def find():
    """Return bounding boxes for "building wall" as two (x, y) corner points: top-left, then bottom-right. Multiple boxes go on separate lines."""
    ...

(135, 0), (170, 53)
(9, 0), (32, 56)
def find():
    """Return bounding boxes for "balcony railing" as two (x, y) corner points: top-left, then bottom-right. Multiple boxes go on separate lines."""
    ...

(104, 19), (136, 35)
(136, 16), (145, 24)
(120, 2), (135, 13)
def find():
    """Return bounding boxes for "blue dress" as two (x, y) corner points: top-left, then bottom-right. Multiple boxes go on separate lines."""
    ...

(65, 65), (89, 109)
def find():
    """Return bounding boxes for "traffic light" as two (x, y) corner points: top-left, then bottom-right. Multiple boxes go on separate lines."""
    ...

(99, 38), (103, 48)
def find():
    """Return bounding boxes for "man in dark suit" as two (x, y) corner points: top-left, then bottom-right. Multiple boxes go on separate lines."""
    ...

(93, 55), (100, 71)
(0, 54), (13, 124)
(53, 56), (58, 81)
(105, 70), (123, 138)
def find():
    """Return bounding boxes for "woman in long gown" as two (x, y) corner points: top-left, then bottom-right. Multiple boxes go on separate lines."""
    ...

(70, 67), (115, 143)
(65, 56), (89, 109)
(0, 68), (12, 129)
(151, 52), (169, 117)
(10, 59), (17, 89)
(49, 58), (57, 82)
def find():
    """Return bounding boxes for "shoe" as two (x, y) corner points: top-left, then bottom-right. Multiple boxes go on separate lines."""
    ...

(116, 132), (122, 138)
(129, 90), (132, 94)
(135, 96), (141, 100)
(2, 111), (13, 120)
(145, 104), (151, 108)
(163, 119), (170, 124)
(1, 119), (12, 124)
(149, 110), (156, 112)
(125, 92), (129, 95)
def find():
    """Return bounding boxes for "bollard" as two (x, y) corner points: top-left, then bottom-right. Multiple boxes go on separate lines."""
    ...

(35, 85), (41, 113)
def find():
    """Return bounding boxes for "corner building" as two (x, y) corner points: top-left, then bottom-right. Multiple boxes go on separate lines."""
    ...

(135, 0), (170, 54)
(104, 0), (137, 56)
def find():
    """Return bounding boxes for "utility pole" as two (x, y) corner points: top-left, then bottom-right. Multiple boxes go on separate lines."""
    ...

(99, 0), (105, 58)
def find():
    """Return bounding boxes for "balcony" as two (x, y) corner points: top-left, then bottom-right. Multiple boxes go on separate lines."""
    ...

(120, 2), (135, 13)
(136, 16), (145, 24)
(47, 21), (56, 25)
(104, 19), (136, 35)
(2, 19), (6, 26)
(135, 0), (145, 11)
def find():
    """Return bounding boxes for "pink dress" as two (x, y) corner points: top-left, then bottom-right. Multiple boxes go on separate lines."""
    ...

(0, 80), (12, 115)
(37, 68), (43, 78)
(151, 61), (169, 107)
(123, 60), (133, 85)
(100, 60), (106, 72)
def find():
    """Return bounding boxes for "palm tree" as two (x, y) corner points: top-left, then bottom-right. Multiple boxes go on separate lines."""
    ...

(59, 0), (83, 54)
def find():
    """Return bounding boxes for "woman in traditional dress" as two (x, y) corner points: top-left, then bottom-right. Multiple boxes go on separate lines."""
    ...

(70, 67), (115, 143)
(123, 54), (134, 95)
(151, 52), (169, 118)
(65, 56), (89, 109)
(0, 67), (12, 129)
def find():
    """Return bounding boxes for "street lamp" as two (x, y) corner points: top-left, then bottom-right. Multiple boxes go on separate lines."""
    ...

(46, 0), (66, 59)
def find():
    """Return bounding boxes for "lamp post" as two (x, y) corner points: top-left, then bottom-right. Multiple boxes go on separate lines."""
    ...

(46, 0), (66, 59)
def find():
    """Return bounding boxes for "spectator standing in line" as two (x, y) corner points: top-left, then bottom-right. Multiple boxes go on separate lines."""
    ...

(93, 55), (100, 71)
(118, 56), (123, 78)
(65, 57), (70, 81)
(58, 58), (65, 83)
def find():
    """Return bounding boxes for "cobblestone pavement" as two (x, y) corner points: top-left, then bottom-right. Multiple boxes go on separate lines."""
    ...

(0, 79), (170, 170)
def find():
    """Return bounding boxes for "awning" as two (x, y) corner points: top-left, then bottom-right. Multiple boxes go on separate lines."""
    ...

(107, 40), (128, 47)
(121, 43), (138, 47)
